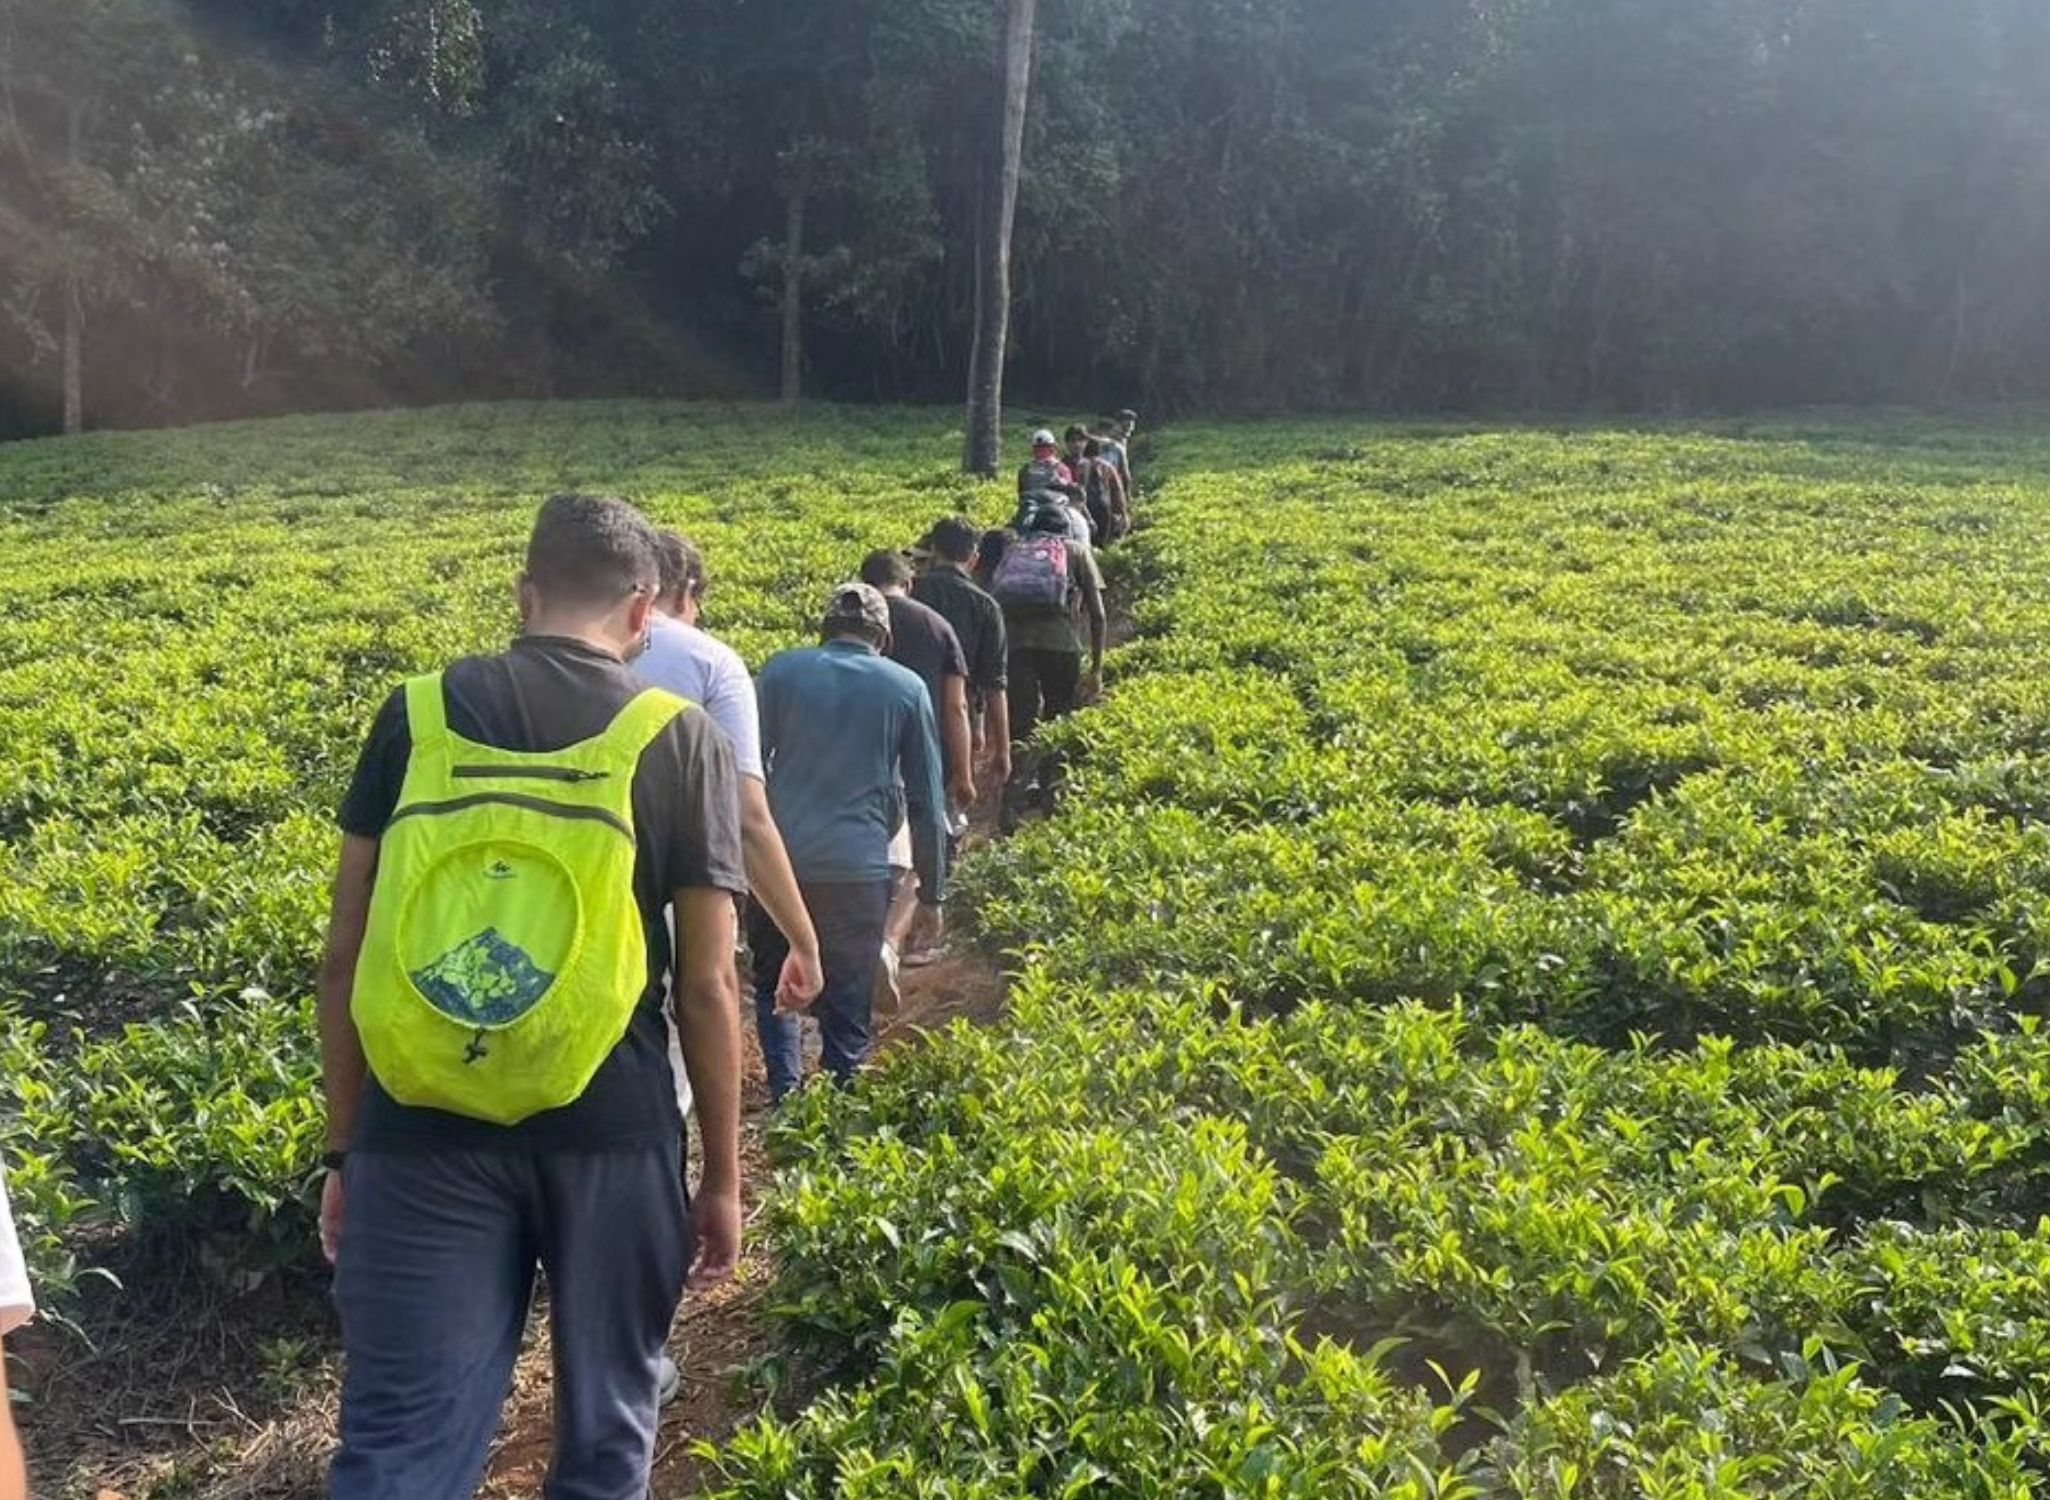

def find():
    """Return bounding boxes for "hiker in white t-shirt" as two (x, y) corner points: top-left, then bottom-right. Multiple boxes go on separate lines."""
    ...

(0, 1163), (36, 1500)
(637, 530), (823, 1408)
(640, 531), (823, 1039)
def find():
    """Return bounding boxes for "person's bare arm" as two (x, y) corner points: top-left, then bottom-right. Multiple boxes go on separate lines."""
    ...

(738, 778), (822, 1013)
(985, 689), (1013, 784)
(0, 1340), (22, 1500)
(317, 834), (379, 1263)
(901, 690), (949, 909)
(1083, 566), (1108, 683)
(943, 673), (976, 809)
(674, 885), (742, 1286)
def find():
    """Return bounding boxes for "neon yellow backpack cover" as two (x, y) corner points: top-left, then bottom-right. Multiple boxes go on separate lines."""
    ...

(352, 672), (688, 1125)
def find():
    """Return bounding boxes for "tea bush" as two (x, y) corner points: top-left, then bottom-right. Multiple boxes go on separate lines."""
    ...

(9, 406), (2050, 1491)
(0, 401), (1005, 1298)
(709, 415), (2050, 1496)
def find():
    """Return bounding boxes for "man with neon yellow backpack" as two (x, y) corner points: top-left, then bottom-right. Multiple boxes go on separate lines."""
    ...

(316, 494), (751, 1500)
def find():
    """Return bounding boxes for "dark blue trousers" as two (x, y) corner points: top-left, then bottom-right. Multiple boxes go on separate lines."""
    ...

(750, 879), (893, 1102)
(330, 1144), (689, 1500)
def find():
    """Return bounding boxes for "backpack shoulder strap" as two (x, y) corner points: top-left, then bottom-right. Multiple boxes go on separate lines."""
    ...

(597, 688), (691, 774)
(404, 672), (449, 746)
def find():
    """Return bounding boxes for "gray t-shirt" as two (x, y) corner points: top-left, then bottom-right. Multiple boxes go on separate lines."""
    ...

(637, 617), (764, 781)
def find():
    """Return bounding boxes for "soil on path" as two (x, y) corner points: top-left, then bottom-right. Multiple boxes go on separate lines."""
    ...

(33, 524), (1139, 1500)
(27, 949), (1007, 1500)
(481, 949), (1008, 1497)
(30, 503), (1145, 1500)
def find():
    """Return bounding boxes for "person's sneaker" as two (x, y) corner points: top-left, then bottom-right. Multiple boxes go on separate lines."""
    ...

(874, 942), (903, 1017)
(657, 1352), (682, 1408)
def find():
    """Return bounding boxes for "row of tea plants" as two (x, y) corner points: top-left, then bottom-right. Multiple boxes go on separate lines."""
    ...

(0, 400), (1002, 1302)
(705, 414), (2050, 1496)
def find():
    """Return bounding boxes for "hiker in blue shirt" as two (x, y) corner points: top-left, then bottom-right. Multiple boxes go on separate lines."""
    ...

(750, 582), (948, 1100)
(1103, 409), (1139, 496)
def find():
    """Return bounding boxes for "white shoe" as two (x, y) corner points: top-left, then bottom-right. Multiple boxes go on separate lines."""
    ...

(657, 1352), (682, 1407)
(874, 943), (903, 1017)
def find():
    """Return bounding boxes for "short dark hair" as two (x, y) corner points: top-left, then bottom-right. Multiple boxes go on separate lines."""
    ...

(1063, 424), (1088, 445)
(925, 516), (980, 563)
(655, 530), (707, 604)
(859, 548), (914, 591)
(975, 528), (1011, 577)
(526, 494), (659, 609)
(1084, 439), (1103, 458)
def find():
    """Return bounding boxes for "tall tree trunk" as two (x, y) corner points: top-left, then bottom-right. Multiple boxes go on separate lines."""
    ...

(780, 179), (807, 404)
(61, 278), (82, 436)
(62, 102), (84, 436)
(962, 0), (1037, 476)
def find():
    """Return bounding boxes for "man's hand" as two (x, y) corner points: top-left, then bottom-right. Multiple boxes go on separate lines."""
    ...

(320, 1171), (346, 1265)
(675, 886), (743, 1289)
(317, 835), (378, 1237)
(689, 1185), (742, 1289)
(1081, 668), (1104, 704)
(775, 942), (824, 1015)
(979, 726), (1013, 787)
(948, 772), (978, 812)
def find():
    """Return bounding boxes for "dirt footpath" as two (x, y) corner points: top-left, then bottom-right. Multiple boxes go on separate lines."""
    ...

(482, 948), (1009, 1497)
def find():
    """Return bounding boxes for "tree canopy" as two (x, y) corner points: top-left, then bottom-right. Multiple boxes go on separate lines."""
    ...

(3, 0), (2047, 434)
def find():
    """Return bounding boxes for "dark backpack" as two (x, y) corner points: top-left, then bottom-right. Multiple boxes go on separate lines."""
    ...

(1018, 456), (1071, 501)
(991, 530), (1072, 610)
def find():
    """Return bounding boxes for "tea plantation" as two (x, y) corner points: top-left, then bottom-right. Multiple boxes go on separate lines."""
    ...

(719, 414), (2050, 1495)
(0, 402), (1000, 1301)
(5, 405), (2050, 1494)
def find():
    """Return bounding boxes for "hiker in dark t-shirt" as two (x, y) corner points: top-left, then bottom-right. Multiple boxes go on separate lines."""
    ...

(992, 506), (1106, 833)
(913, 515), (1011, 793)
(999, 519), (1106, 742)
(1086, 439), (1131, 538)
(320, 494), (749, 1500)
(974, 527), (1011, 593)
(1063, 426), (1107, 542)
(861, 548), (973, 979)
(860, 549), (974, 811)
(1065, 426), (1130, 544)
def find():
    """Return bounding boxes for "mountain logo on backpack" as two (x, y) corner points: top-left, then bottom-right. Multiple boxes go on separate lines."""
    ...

(354, 674), (688, 1125)
(408, 928), (556, 1027)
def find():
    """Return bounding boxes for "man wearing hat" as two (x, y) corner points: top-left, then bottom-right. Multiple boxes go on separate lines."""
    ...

(1015, 428), (1092, 550)
(1017, 427), (1080, 506)
(747, 581), (948, 1100)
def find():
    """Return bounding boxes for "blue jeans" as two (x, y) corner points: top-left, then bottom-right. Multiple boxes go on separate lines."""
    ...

(750, 880), (893, 1102)
(329, 1143), (688, 1500)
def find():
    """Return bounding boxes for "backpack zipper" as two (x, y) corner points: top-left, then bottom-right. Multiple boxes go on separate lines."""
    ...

(452, 765), (611, 784)
(389, 792), (632, 839)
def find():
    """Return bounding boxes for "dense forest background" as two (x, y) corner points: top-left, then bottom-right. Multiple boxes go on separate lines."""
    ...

(3, 0), (2047, 437)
